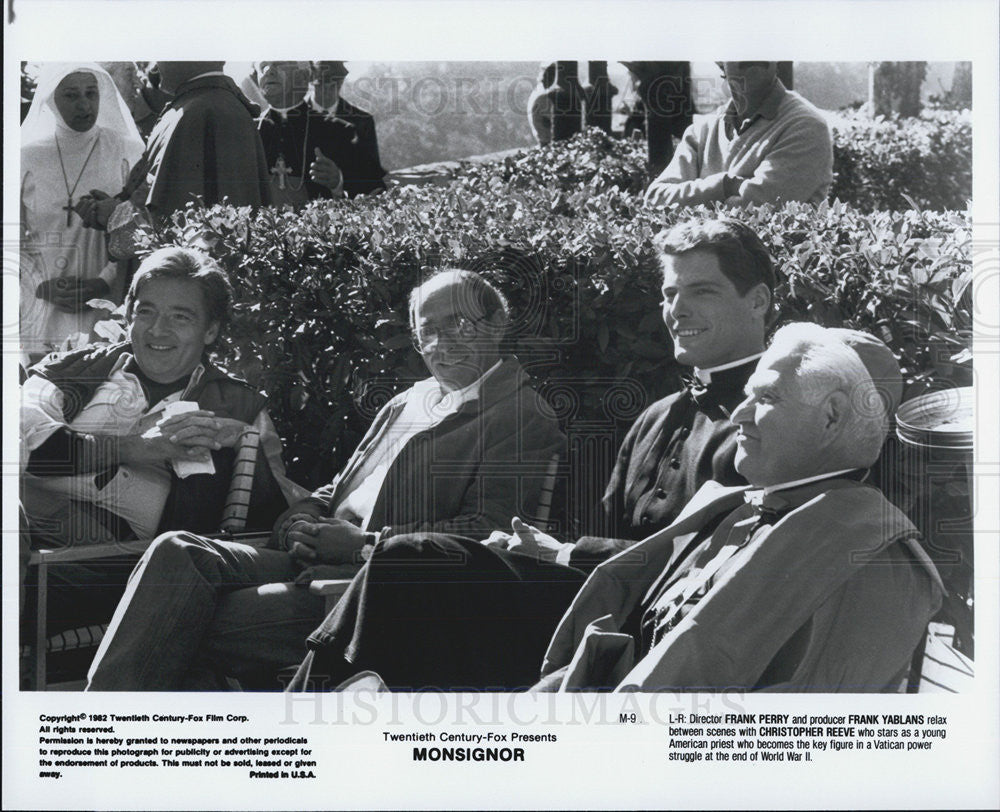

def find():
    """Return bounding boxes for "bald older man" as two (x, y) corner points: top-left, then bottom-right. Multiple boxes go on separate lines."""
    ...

(537, 323), (943, 692)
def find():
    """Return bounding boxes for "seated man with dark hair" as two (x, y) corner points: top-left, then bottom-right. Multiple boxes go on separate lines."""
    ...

(21, 245), (297, 633)
(289, 217), (777, 691)
(502, 217), (776, 568)
(538, 324), (943, 692)
(86, 269), (565, 690)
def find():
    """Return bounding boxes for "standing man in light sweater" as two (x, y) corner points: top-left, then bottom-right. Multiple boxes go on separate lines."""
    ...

(644, 61), (833, 209)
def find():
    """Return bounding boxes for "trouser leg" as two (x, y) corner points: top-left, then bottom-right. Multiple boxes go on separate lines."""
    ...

(87, 532), (297, 691)
(187, 581), (328, 691)
(297, 533), (586, 691)
(21, 488), (135, 631)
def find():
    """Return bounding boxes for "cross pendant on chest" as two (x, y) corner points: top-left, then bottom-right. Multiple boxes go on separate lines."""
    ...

(63, 198), (75, 227)
(271, 156), (292, 190)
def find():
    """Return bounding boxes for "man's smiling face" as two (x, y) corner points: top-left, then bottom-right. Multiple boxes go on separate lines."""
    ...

(129, 277), (219, 383)
(660, 249), (766, 369)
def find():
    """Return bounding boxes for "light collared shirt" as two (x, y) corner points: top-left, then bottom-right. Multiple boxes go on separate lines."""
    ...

(334, 360), (503, 529)
(722, 78), (785, 138)
(22, 353), (210, 537)
(21, 353), (300, 538)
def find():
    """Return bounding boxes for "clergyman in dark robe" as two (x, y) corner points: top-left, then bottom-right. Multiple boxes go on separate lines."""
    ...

(256, 60), (386, 207)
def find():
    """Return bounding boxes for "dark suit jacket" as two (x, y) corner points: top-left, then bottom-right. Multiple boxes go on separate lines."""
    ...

(309, 357), (564, 538)
(567, 359), (755, 570)
(330, 98), (387, 197)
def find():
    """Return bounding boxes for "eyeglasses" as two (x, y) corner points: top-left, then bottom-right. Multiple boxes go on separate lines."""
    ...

(411, 315), (481, 353)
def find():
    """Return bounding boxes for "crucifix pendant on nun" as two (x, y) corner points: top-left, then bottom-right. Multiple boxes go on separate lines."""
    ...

(271, 156), (292, 190)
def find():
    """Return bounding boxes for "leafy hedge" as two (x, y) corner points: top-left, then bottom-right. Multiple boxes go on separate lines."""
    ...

(145, 127), (971, 493)
(830, 108), (972, 213)
(457, 110), (973, 213)
(464, 110), (974, 215)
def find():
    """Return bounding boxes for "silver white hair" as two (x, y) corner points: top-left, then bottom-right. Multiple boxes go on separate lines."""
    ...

(765, 322), (887, 467)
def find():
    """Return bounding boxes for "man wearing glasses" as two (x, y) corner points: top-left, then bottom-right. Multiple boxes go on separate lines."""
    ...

(644, 61), (832, 209)
(86, 269), (569, 690)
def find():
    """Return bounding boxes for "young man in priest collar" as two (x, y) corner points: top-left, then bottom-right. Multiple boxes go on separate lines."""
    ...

(536, 322), (943, 693)
(496, 216), (775, 568)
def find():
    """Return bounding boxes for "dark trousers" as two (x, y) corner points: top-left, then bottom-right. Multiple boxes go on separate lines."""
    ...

(289, 533), (586, 691)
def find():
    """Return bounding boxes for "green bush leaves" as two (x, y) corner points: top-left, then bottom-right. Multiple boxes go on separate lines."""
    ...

(143, 123), (971, 488)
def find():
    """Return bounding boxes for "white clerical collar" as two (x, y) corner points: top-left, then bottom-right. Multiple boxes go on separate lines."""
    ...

(308, 97), (337, 116)
(268, 101), (305, 121)
(189, 71), (227, 82)
(694, 351), (763, 385)
(759, 468), (861, 497)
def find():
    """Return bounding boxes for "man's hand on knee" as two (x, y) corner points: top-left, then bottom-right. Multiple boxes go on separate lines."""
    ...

(287, 517), (368, 566)
(271, 500), (328, 548)
(505, 517), (568, 563)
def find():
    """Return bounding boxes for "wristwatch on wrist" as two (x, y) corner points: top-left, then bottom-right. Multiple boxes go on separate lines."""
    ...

(360, 530), (380, 561)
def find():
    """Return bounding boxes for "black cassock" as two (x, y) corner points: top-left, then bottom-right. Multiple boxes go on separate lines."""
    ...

(258, 99), (386, 204)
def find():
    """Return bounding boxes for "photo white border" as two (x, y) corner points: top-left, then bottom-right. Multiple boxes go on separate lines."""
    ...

(4, 1), (999, 809)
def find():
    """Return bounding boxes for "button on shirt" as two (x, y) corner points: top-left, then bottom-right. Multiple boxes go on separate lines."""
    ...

(613, 354), (761, 538)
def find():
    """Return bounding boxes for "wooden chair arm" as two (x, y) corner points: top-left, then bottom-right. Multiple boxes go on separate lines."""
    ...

(29, 540), (152, 566)
(308, 578), (354, 596)
(29, 531), (272, 566)
(307, 579), (354, 613)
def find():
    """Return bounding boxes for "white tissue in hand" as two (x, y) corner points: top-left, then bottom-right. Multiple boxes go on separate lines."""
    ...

(143, 400), (216, 478)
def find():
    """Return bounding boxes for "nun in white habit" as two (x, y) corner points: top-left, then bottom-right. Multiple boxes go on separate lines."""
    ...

(20, 62), (144, 362)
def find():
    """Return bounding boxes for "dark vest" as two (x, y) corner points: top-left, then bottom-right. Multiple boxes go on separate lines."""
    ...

(31, 342), (270, 534)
